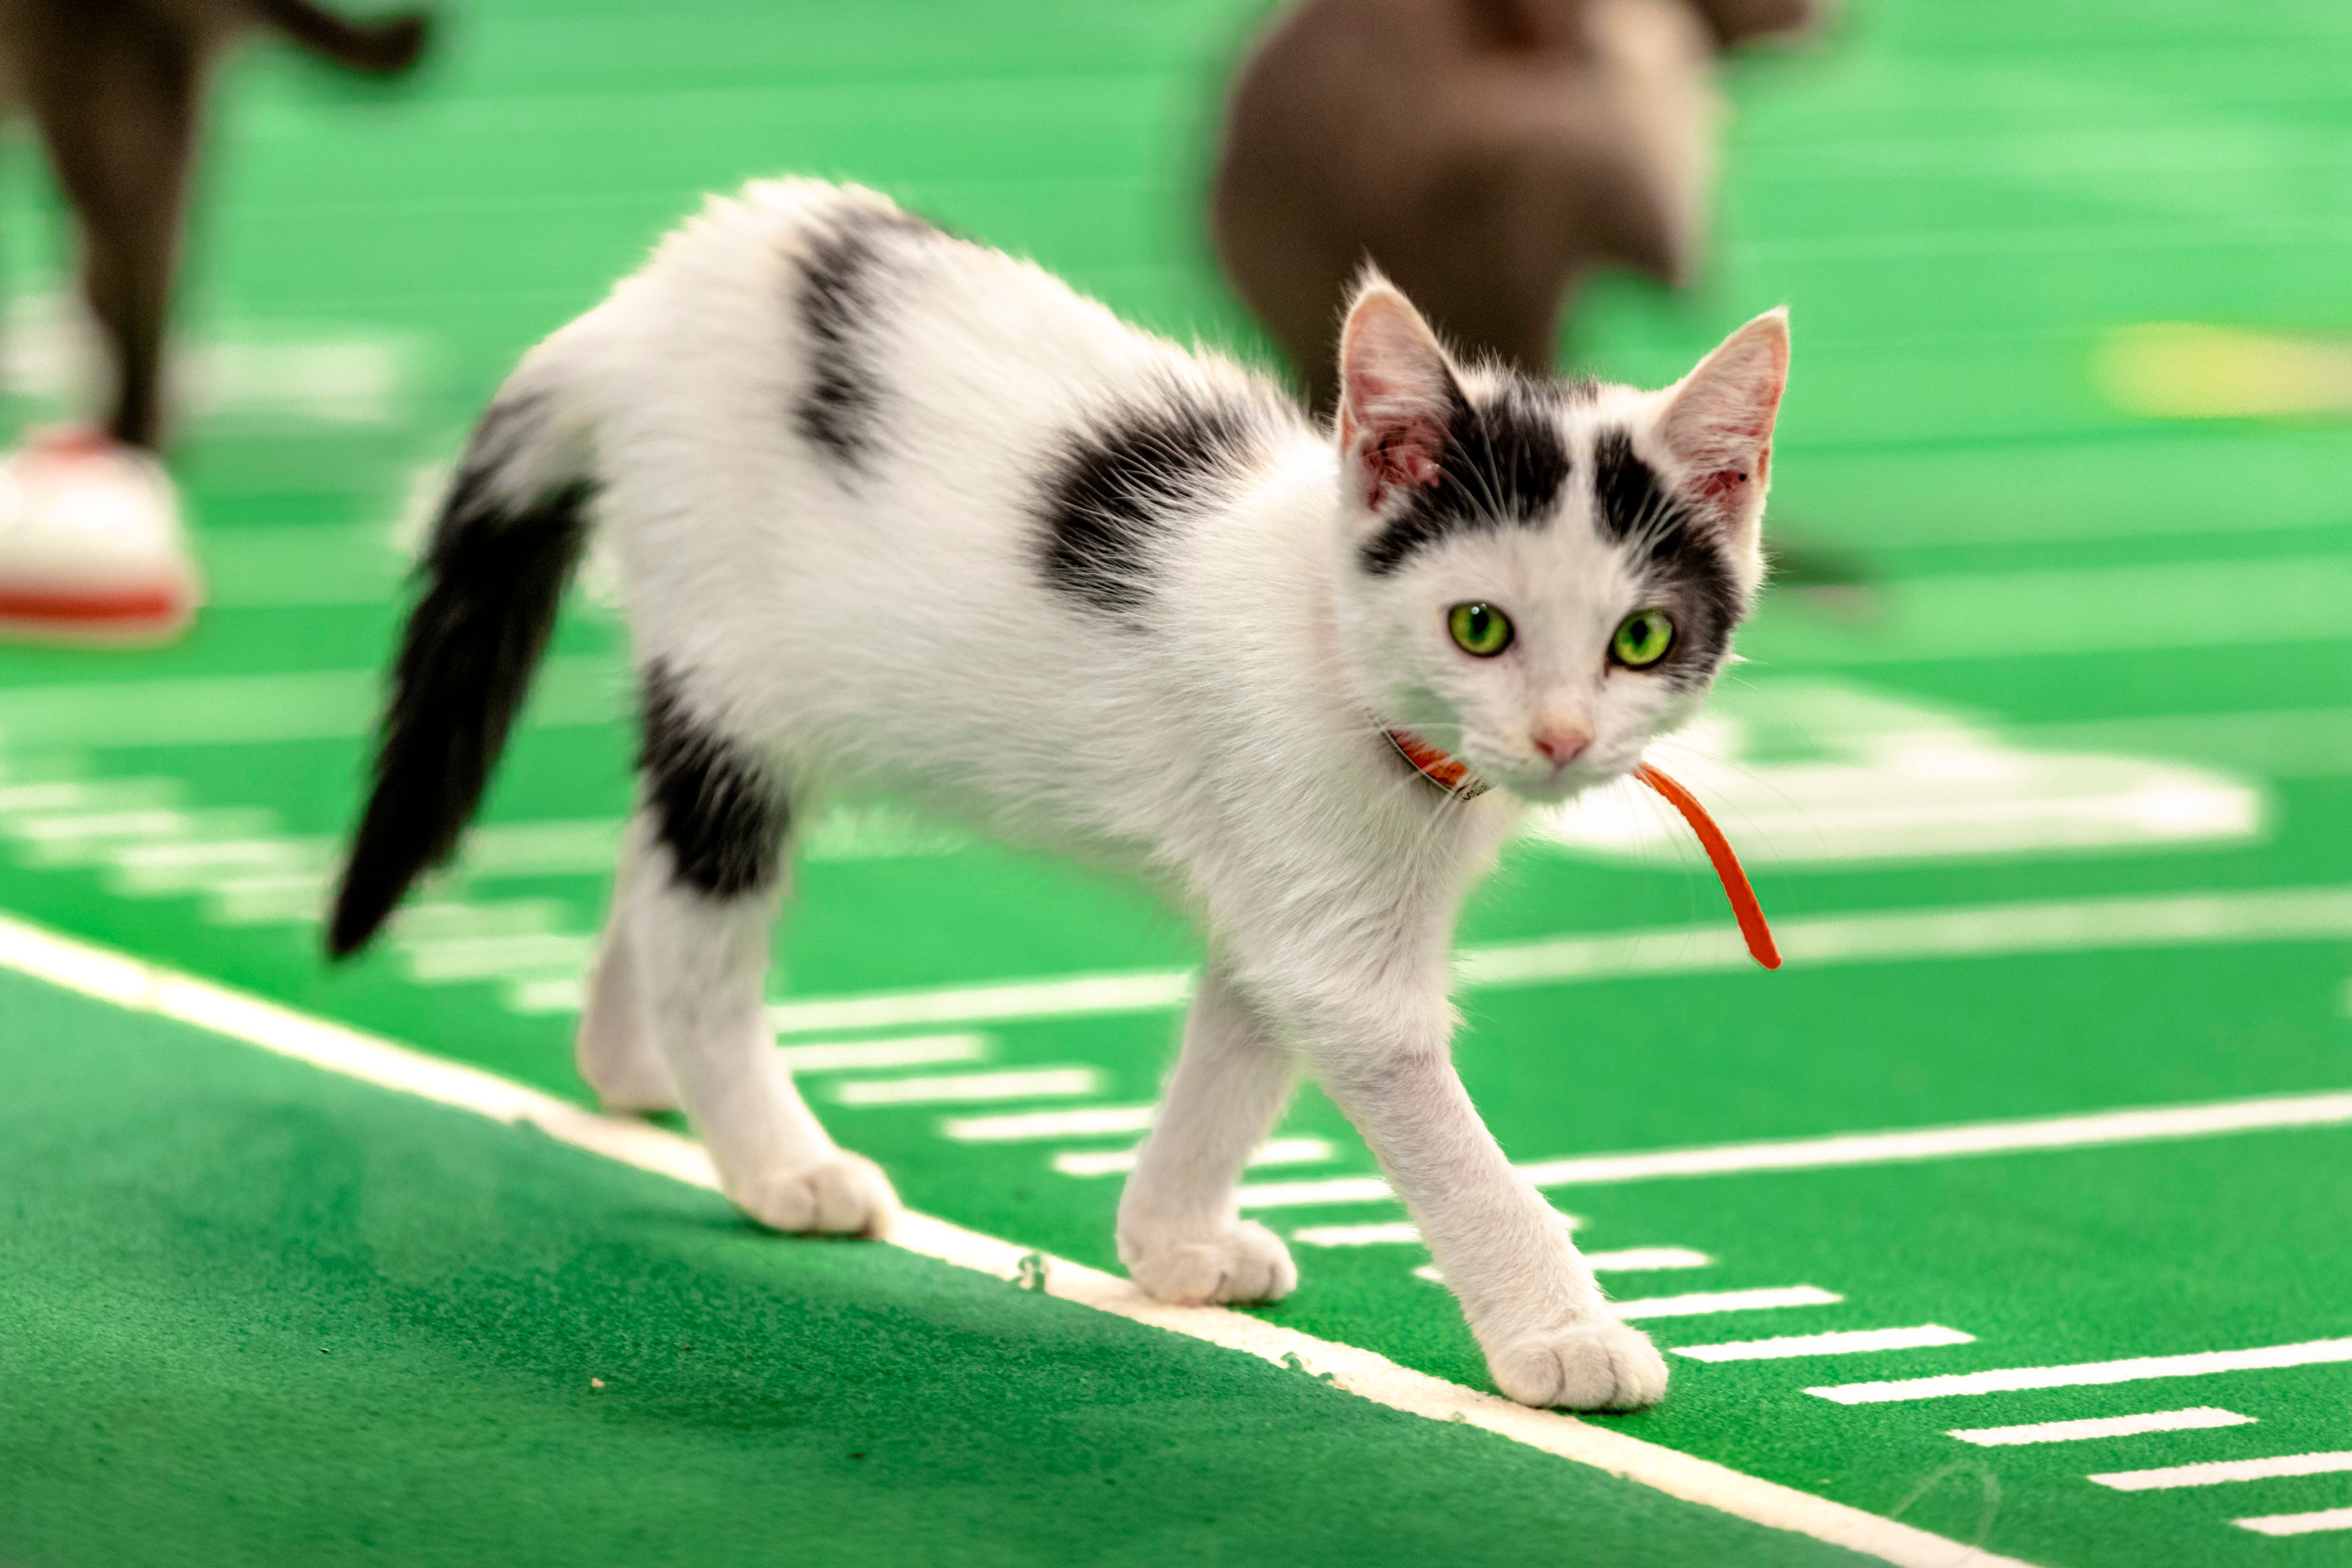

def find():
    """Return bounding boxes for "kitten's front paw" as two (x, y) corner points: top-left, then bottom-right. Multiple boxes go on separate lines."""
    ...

(1119, 1219), (1298, 1305)
(732, 1151), (900, 1238)
(1486, 1317), (1669, 1411)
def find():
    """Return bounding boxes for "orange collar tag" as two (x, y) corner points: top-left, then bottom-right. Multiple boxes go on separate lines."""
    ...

(1381, 730), (1779, 971)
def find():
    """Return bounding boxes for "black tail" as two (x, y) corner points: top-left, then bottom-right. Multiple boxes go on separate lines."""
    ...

(328, 398), (593, 958)
(250, 0), (433, 76)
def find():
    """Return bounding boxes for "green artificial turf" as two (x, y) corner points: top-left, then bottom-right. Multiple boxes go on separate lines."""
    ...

(0, 968), (1869, 1568)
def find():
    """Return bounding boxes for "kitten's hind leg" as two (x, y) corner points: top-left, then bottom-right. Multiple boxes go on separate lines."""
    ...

(574, 812), (679, 1113)
(630, 667), (898, 1235)
(1116, 962), (1298, 1305)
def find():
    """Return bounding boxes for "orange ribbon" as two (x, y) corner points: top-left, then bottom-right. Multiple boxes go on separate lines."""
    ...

(1634, 762), (1780, 970)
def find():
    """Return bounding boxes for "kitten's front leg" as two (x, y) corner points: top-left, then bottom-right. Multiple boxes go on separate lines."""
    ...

(1308, 1000), (1668, 1411)
(1115, 963), (1299, 1305)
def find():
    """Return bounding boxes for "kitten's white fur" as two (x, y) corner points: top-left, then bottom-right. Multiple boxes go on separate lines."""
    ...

(498, 180), (1785, 1411)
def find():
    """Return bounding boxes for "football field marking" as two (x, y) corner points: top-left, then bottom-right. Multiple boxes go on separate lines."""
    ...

(1809, 1336), (2352, 1405)
(830, 1067), (1100, 1105)
(1674, 1326), (1976, 1362)
(1413, 1248), (1715, 1281)
(0, 905), (2043, 1568)
(1586, 1247), (1712, 1272)
(1597, 1286), (1840, 1321)
(945, 1104), (1156, 1141)
(1236, 1088), (2352, 1209)
(1051, 1136), (1331, 1179)
(2089, 1452), (2352, 1492)
(777, 1034), (988, 1072)
(1947, 1409), (2253, 1446)
(767, 970), (1196, 1034)
(760, 885), (2352, 1037)
(1294, 1220), (1426, 1247)
(2236, 1507), (2352, 1537)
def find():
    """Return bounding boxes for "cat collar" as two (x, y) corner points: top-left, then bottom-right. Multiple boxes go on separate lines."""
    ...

(1379, 727), (1780, 971)
(1382, 727), (1492, 800)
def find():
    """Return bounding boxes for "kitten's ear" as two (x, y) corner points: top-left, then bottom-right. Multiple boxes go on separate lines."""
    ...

(1335, 280), (1462, 512)
(1656, 308), (1789, 534)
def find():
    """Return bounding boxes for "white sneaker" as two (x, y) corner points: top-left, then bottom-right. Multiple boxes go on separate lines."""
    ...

(0, 428), (202, 645)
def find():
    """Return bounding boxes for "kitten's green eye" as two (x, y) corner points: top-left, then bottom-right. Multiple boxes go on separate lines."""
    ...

(1611, 610), (1675, 668)
(1447, 602), (1514, 658)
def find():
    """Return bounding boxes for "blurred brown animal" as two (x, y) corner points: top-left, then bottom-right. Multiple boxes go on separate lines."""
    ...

(1213, 0), (1820, 412)
(0, 0), (431, 449)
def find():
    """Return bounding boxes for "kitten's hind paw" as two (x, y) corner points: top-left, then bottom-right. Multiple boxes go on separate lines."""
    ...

(733, 1151), (901, 1238)
(1487, 1318), (1669, 1411)
(1119, 1220), (1298, 1305)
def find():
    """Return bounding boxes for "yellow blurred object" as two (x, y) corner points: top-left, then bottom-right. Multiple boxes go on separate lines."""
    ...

(2095, 322), (2352, 420)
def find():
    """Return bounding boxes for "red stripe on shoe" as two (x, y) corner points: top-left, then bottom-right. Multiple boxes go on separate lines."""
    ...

(0, 584), (188, 624)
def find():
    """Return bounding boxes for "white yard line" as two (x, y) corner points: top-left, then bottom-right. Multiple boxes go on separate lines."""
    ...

(2090, 1452), (2352, 1493)
(0, 906), (2042, 1568)
(1241, 1175), (1396, 1207)
(1236, 1089), (2352, 1210)
(945, 1103), (1157, 1142)
(1809, 1337), (2352, 1405)
(759, 885), (2352, 1037)
(831, 1066), (1100, 1106)
(1586, 1247), (1713, 1272)
(1458, 886), (2352, 988)
(777, 1034), (989, 1073)
(769, 970), (1196, 1035)
(1292, 1220), (1428, 1247)
(1414, 1273), (1814, 1309)
(1948, 1409), (2253, 1447)
(1675, 1327), (1978, 1363)
(2236, 1507), (2352, 1538)
(1052, 1135), (1331, 1179)
(1610, 1286), (1843, 1321)
(0, 657), (620, 749)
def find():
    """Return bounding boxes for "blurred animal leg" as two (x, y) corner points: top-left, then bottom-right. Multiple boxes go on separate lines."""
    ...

(20, 17), (201, 448)
(575, 811), (679, 1112)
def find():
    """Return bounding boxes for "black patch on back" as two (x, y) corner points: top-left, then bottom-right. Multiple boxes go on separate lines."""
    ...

(639, 661), (789, 899)
(794, 206), (932, 471)
(1359, 380), (1573, 575)
(1592, 427), (1744, 681)
(1037, 393), (1266, 617)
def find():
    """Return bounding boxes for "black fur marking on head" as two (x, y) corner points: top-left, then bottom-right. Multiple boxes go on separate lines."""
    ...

(329, 397), (591, 958)
(794, 206), (933, 472)
(1358, 380), (1573, 576)
(639, 661), (789, 900)
(1592, 427), (1744, 683)
(1038, 391), (1269, 617)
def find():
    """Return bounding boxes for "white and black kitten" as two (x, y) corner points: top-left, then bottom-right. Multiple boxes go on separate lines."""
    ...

(330, 179), (1788, 1411)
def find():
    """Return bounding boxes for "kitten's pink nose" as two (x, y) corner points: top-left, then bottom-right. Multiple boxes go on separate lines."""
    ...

(1531, 725), (1592, 769)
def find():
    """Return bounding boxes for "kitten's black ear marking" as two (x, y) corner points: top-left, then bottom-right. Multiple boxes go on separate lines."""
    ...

(1356, 378), (1573, 576)
(794, 203), (934, 473)
(640, 661), (789, 899)
(1592, 427), (1690, 546)
(1342, 268), (1575, 576)
(1039, 391), (1267, 617)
